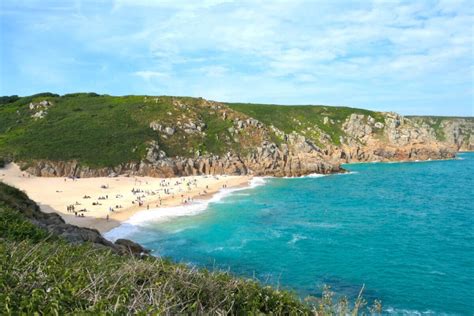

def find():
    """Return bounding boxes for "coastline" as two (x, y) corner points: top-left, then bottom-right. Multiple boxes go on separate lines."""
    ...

(0, 154), (465, 236)
(342, 154), (463, 166)
(0, 163), (252, 233)
(104, 177), (267, 241)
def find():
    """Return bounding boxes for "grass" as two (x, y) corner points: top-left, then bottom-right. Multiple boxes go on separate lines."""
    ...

(0, 94), (246, 166)
(227, 103), (385, 145)
(4, 93), (467, 170)
(1, 239), (311, 314)
(0, 94), (154, 167)
(0, 182), (382, 315)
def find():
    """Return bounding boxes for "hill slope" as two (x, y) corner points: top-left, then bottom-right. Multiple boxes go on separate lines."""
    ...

(0, 93), (472, 177)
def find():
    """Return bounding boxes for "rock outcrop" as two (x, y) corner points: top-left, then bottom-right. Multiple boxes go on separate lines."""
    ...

(411, 117), (474, 151)
(22, 142), (341, 178)
(29, 99), (53, 119)
(334, 112), (457, 162)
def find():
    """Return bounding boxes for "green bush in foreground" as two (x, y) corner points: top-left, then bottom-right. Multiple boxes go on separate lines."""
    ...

(1, 240), (310, 314)
(0, 183), (382, 315)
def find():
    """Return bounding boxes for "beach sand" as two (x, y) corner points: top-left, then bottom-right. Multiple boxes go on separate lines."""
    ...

(0, 163), (252, 233)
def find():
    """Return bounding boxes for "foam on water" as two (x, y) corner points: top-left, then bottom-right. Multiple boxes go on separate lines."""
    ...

(282, 171), (358, 179)
(288, 233), (308, 245)
(302, 173), (327, 178)
(105, 177), (267, 241)
(384, 307), (439, 315)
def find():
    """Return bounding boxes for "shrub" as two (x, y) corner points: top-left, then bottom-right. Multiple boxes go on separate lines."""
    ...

(0, 95), (20, 105)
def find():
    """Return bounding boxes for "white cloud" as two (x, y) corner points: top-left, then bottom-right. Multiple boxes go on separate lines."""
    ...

(112, 0), (234, 11)
(133, 71), (168, 81)
(198, 65), (228, 77)
(2, 0), (473, 115)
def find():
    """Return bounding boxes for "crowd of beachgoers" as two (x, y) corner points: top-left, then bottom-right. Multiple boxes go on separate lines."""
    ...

(0, 163), (250, 232)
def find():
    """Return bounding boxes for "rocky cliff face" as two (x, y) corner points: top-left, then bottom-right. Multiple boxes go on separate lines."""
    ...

(330, 112), (457, 163)
(10, 97), (471, 178)
(22, 135), (342, 178)
(409, 117), (474, 151)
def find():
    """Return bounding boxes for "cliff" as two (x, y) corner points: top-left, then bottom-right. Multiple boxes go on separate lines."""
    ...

(0, 93), (471, 177)
(408, 116), (474, 151)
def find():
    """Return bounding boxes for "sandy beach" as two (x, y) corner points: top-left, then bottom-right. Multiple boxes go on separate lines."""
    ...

(0, 163), (252, 233)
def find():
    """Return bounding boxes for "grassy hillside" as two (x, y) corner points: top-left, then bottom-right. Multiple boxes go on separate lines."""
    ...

(4, 93), (471, 170)
(0, 181), (380, 314)
(228, 102), (385, 145)
(0, 93), (387, 168)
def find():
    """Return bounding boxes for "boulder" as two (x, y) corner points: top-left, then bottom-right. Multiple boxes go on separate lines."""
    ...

(115, 239), (150, 255)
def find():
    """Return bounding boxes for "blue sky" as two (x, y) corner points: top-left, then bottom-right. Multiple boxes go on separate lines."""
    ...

(0, 0), (473, 116)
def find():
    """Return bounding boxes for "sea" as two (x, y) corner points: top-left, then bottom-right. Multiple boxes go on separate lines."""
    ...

(105, 152), (474, 315)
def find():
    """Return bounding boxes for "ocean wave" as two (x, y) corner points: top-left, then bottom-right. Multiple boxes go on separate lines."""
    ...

(384, 307), (443, 315)
(232, 193), (250, 196)
(104, 222), (139, 241)
(429, 270), (446, 276)
(304, 173), (327, 178)
(170, 226), (198, 234)
(282, 171), (358, 179)
(298, 222), (342, 229)
(249, 177), (268, 188)
(281, 173), (326, 179)
(334, 171), (358, 176)
(105, 176), (268, 241)
(288, 233), (308, 244)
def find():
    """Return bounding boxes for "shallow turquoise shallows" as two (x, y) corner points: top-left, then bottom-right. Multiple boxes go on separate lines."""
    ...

(120, 153), (474, 315)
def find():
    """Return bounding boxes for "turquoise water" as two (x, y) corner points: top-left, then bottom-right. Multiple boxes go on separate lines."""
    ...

(111, 153), (474, 315)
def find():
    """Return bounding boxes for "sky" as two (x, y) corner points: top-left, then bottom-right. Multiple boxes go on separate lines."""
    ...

(0, 0), (473, 116)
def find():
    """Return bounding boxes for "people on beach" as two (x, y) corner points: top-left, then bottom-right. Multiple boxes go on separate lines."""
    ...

(24, 172), (246, 227)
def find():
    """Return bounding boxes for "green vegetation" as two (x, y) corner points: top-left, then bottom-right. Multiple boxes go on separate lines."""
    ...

(228, 102), (385, 145)
(0, 205), (50, 242)
(0, 94), (247, 167)
(0, 182), (381, 314)
(0, 93), (390, 169)
(0, 94), (154, 167)
(0, 95), (20, 105)
(13, 93), (474, 170)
